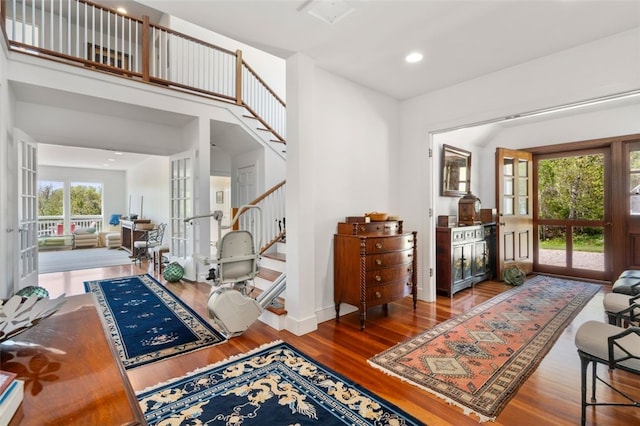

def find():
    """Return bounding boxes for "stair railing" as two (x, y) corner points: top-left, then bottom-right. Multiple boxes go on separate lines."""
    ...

(0, 0), (286, 142)
(232, 180), (285, 255)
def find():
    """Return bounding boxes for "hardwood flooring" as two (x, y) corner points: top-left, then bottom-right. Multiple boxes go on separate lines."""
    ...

(38, 263), (639, 425)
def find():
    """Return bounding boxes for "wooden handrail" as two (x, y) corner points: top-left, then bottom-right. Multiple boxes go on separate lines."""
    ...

(148, 21), (237, 56)
(241, 60), (286, 108)
(231, 180), (286, 253)
(249, 180), (286, 205)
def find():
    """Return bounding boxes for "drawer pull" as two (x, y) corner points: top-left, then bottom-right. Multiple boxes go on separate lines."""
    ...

(407, 253), (412, 258)
(407, 281), (412, 286)
(359, 226), (366, 232)
(407, 238), (413, 243)
(375, 242), (383, 249)
(375, 275), (382, 282)
(375, 291), (382, 298)
(375, 259), (382, 265)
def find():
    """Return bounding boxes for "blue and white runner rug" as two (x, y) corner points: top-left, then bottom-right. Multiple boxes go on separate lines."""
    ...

(84, 274), (226, 369)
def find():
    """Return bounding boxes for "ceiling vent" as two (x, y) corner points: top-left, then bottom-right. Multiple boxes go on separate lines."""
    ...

(302, 0), (355, 25)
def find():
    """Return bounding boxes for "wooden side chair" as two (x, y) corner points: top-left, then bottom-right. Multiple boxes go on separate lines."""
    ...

(574, 320), (640, 425)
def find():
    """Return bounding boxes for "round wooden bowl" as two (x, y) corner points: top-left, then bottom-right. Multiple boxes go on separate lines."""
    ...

(368, 213), (388, 222)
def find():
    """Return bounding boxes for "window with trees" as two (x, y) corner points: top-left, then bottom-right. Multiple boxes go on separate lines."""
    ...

(70, 182), (103, 216)
(38, 181), (64, 216)
(38, 180), (103, 235)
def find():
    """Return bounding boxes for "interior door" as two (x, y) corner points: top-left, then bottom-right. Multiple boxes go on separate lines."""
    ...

(16, 129), (39, 290)
(169, 151), (195, 263)
(495, 148), (533, 279)
(236, 164), (257, 230)
(0, 130), (15, 298)
(237, 164), (257, 206)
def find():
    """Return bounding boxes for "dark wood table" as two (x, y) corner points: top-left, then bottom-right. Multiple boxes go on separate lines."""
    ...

(1, 294), (145, 425)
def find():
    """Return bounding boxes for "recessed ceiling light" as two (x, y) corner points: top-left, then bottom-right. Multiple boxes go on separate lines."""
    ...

(114, 151), (123, 155)
(116, 7), (127, 14)
(405, 52), (423, 64)
(108, 158), (115, 161)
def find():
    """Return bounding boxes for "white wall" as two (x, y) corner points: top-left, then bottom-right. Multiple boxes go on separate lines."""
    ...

(313, 68), (400, 319)
(286, 53), (400, 332)
(398, 27), (640, 302)
(125, 156), (171, 226)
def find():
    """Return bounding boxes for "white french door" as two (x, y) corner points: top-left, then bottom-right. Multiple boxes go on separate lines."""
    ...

(16, 129), (39, 290)
(169, 151), (195, 262)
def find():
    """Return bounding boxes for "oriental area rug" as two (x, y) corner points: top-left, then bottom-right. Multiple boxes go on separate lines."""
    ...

(368, 275), (600, 422)
(137, 341), (423, 426)
(84, 274), (226, 369)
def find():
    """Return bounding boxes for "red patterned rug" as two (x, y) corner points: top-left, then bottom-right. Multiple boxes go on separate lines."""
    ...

(368, 275), (600, 422)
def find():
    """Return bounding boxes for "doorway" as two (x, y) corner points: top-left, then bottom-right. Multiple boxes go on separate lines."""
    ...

(525, 134), (640, 282)
(534, 148), (610, 282)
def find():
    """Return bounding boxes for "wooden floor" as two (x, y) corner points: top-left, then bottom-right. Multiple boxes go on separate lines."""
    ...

(38, 263), (640, 426)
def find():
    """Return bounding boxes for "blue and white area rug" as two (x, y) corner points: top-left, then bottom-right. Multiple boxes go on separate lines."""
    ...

(138, 341), (423, 425)
(84, 274), (226, 369)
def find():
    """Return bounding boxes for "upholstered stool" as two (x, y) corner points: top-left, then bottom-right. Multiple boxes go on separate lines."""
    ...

(574, 320), (640, 425)
(611, 277), (640, 295)
(153, 245), (170, 274)
(73, 232), (99, 249)
(105, 232), (122, 249)
(603, 293), (640, 326)
(619, 270), (640, 279)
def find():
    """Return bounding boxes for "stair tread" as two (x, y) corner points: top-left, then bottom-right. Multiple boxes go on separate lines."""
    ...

(248, 285), (287, 316)
(257, 266), (282, 281)
(263, 252), (286, 262)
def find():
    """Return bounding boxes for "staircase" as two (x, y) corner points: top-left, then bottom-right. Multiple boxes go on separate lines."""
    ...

(255, 241), (287, 330)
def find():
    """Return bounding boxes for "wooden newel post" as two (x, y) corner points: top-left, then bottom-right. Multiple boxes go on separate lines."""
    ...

(235, 49), (243, 105)
(141, 15), (150, 82)
(231, 207), (239, 230)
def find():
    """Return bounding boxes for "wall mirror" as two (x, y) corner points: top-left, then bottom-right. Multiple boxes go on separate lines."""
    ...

(441, 144), (471, 197)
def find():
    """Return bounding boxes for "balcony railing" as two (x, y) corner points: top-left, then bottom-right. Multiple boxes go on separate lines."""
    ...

(1, 0), (286, 142)
(38, 215), (103, 236)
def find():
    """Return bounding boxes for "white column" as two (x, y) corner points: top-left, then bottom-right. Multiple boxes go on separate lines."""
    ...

(284, 53), (318, 335)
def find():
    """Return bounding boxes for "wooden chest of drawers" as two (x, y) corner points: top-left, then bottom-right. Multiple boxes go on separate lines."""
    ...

(334, 220), (417, 329)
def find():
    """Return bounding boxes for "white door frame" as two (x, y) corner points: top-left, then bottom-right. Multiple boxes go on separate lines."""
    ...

(15, 128), (39, 291)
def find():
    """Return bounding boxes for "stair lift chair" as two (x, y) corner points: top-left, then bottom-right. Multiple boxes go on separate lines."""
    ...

(185, 206), (286, 337)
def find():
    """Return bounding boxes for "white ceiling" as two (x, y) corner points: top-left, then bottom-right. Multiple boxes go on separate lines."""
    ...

(136, 0), (640, 100)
